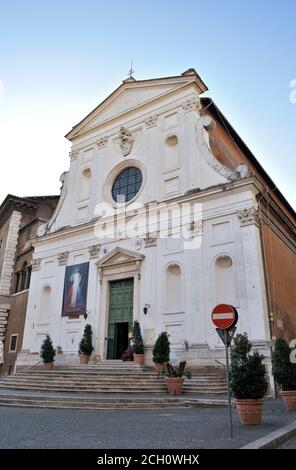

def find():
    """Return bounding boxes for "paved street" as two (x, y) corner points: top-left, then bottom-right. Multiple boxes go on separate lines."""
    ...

(0, 400), (295, 449)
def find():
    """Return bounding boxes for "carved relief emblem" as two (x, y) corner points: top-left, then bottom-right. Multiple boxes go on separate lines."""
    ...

(119, 127), (134, 156)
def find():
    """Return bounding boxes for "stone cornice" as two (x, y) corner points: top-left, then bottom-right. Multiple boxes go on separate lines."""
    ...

(32, 177), (262, 245)
(66, 82), (200, 142)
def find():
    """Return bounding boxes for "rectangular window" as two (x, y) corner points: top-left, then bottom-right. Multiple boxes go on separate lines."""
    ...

(26, 226), (32, 241)
(9, 334), (18, 352)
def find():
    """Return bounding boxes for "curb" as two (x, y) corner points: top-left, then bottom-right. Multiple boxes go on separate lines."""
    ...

(241, 420), (296, 449)
(186, 399), (228, 407)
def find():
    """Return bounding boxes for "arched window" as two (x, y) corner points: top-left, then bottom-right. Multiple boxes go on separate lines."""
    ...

(80, 168), (92, 200)
(165, 263), (182, 312)
(39, 286), (52, 322)
(214, 255), (237, 306)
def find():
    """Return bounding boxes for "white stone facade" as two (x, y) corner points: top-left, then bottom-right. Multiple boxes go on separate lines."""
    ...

(17, 72), (271, 370)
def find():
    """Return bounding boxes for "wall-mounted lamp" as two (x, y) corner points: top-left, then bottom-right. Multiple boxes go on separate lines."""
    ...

(84, 310), (90, 320)
(143, 303), (151, 315)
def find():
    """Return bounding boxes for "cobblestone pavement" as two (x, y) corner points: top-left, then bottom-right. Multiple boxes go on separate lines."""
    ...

(0, 400), (295, 449)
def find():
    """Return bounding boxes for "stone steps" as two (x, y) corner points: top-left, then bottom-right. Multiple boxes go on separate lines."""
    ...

(0, 395), (188, 410)
(0, 393), (228, 410)
(0, 384), (227, 395)
(0, 374), (226, 383)
(8, 377), (224, 385)
(14, 372), (221, 379)
(0, 363), (227, 397)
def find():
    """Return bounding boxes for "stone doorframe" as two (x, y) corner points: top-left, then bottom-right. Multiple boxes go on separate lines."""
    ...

(95, 247), (145, 359)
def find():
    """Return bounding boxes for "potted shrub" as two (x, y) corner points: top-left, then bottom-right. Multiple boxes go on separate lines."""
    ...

(272, 337), (296, 411)
(40, 335), (56, 370)
(230, 333), (268, 425)
(165, 361), (192, 395)
(78, 324), (93, 364)
(153, 332), (170, 373)
(132, 320), (145, 364)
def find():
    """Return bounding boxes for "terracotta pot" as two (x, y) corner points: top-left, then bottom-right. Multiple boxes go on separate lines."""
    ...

(79, 354), (90, 364)
(134, 354), (145, 365)
(165, 377), (185, 396)
(154, 363), (165, 373)
(280, 391), (296, 411)
(235, 399), (264, 425)
(43, 362), (54, 370)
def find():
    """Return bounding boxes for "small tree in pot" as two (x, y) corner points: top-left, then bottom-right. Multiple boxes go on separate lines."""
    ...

(152, 332), (170, 373)
(79, 324), (93, 364)
(40, 335), (56, 370)
(272, 337), (296, 411)
(132, 320), (145, 364)
(165, 361), (192, 395)
(230, 333), (268, 425)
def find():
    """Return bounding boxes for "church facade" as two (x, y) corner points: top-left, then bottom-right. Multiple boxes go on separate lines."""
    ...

(16, 69), (296, 373)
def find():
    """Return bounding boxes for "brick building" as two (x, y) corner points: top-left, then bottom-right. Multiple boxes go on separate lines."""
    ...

(0, 195), (58, 374)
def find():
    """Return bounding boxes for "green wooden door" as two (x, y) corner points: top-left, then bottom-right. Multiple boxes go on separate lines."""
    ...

(107, 278), (134, 359)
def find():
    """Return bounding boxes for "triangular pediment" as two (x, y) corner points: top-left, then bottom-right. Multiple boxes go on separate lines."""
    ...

(96, 247), (145, 268)
(66, 72), (208, 140)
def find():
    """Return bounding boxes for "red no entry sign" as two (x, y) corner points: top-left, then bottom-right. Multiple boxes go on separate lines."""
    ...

(211, 304), (237, 330)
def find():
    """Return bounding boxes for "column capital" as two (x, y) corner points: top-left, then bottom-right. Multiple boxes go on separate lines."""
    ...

(89, 244), (101, 259)
(237, 207), (260, 227)
(145, 114), (158, 128)
(182, 97), (202, 113)
(57, 252), (69, 266)
(96, 136), (108, 149)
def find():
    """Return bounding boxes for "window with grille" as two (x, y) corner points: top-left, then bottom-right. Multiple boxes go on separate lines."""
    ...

(111, 167), (143, 203)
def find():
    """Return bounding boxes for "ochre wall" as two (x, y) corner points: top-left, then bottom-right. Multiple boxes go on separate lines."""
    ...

(262, 225), (296, 341)
(207, 110), (296, 342)
(2, 290), (29, 375)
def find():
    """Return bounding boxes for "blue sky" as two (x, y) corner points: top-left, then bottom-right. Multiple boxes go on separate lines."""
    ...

(0, 0), (295, 208)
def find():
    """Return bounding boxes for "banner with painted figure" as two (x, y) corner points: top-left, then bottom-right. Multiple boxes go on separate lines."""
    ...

(62, 262), (89, 317)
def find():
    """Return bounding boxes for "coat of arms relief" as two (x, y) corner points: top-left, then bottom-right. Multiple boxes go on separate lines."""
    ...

(119, 126), (134, 156)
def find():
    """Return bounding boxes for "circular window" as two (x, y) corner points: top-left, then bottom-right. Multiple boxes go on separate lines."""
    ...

(111, 166), (143, 203)
(165, 135), (178, 146)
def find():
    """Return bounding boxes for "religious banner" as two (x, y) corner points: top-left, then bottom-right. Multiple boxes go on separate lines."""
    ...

(62, 262), (89, 317)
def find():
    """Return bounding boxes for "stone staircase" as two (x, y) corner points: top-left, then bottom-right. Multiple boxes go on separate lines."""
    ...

(0, 361), (227, 409)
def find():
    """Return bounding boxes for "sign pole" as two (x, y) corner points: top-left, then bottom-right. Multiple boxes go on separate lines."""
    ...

(224, 329), (233, 439)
